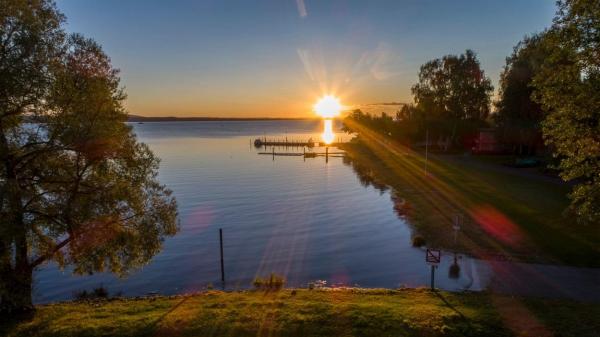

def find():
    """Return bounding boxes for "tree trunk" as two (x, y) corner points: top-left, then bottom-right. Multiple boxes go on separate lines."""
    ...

(0, 264), (33, 317)
(0, 213), (34, 317)
(0, 124), (34, 317)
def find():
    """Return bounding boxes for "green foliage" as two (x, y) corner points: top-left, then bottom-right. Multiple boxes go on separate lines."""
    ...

(344, 51), (493, 150)
(0, 0), (178, 313)
(495, 33), (550, 155)
(343, 107), (421, 146)
(532, 0), (600, 225)
(411, 50), (493, 147)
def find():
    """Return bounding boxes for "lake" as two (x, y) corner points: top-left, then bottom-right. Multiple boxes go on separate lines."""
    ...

(34, 120), (487, 303)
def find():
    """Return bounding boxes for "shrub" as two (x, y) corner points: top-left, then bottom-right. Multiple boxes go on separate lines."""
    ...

(74, 286), (110, 300)
(253, 273), (285, 290)
(412, 235), (426, 247)
(93, 286), (109, 298)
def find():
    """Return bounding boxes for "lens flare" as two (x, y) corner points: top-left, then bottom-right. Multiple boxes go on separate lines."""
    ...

(322, 119), (335, 144)
(314, 95), (342, 118)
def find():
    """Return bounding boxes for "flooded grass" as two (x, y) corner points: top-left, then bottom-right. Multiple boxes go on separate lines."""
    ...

(341, 123), (600, 267)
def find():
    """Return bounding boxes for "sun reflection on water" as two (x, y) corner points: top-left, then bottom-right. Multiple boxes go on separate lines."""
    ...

(322, 119), (335, 144)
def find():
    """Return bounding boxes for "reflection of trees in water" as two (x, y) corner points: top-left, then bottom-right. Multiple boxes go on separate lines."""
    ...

(342, 152), (413, 223)
(345, 145), (465, 280)
(449, 254), (461, 279)
(342, 156), (388, 193)
(391, 192), (414, 221)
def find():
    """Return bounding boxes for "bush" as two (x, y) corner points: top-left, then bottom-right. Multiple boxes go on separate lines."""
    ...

(412, 235), (426, 247)
(253, 273), (285, 290)
(74, 286), (110, 300)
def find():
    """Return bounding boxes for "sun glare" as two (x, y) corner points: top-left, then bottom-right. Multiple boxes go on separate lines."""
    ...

(314, 95), (342, 118)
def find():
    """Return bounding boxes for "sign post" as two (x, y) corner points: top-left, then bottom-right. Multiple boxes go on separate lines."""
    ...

(426, 248), (441, 290)
(219, 228), (225, 286)
(453, 214), (462, 245)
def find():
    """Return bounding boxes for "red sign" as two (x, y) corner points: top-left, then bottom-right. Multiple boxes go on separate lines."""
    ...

(426, 248), (441, 265)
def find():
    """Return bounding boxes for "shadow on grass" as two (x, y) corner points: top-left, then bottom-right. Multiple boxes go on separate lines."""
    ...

(0, 310), (49, 337)
(147, 295), (192, 331)
(433, 291), (468, 321)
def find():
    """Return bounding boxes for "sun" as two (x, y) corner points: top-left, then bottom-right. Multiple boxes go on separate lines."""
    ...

(314, 95), (342, 118)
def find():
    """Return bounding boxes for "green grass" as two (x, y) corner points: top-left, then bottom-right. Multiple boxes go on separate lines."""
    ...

(340, 131), (600, 267)
(3, 289), (598, 337)
(524, 297), (600, 337)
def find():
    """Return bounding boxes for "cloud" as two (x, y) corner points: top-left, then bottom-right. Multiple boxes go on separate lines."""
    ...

(296, 0), (307, 18)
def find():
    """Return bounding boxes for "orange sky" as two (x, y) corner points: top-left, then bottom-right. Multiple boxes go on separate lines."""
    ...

(59, 1), (555, 118)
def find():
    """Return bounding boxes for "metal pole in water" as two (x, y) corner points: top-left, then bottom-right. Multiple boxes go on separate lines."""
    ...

(326, 146), (329, 164)
(272, 147), (275, 161)
(219, 228), (225, 285)
(430, 265), (435, 290)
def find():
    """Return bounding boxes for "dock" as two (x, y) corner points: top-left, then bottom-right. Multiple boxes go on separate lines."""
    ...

(257, 152), (344, 157)
(253, 138), (345, 148)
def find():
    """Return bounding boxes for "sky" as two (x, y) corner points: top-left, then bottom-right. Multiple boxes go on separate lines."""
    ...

(56, 0), (557, 117)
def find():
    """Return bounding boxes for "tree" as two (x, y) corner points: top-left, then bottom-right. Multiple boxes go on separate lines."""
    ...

(0, 0), (178, 315)
(495, 33), (550, 155)
(533, 0), (600, 225)
(411, 50), (493, 148)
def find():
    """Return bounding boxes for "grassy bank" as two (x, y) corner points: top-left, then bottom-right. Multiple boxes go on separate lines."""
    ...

(340, 128), (600, 267)
(2, 289), (599, 337)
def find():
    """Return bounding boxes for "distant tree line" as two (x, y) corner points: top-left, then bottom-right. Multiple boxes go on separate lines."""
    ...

(344, 0), (599, 225)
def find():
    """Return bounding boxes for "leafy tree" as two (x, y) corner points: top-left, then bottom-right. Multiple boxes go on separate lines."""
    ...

(411, 50), (493, 147)
(0, 0), (178, 315)
(495, 33), (550, 155)
(533, 0), (600, 225)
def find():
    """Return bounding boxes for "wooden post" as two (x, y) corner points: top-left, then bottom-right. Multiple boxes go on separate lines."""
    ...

(272, 147), (275, 161)
(430, 265), (435, 290)
(219, 228), (225, 285)
(326, 146), (329, 164)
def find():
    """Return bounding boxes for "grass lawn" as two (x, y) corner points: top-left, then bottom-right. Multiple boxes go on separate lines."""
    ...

(2, 289), (599, 337)
(340, 125), (600, 267)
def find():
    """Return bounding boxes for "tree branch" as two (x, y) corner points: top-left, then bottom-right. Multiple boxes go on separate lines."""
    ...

(29, 236), (72, 269)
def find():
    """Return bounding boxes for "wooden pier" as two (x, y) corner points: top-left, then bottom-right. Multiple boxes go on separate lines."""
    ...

(253, 138), (345, 148)
(253, 136), (346, 163)
(257, 151), (344, 157)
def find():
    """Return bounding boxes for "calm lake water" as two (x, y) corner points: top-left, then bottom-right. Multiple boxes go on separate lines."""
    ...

(34, 120), (488, 303)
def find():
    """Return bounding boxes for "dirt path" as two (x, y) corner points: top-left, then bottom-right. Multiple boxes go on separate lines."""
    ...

(471, 258), (600, 302)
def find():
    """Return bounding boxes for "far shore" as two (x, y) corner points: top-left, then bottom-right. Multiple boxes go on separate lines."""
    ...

(127, 115), (323, 122)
